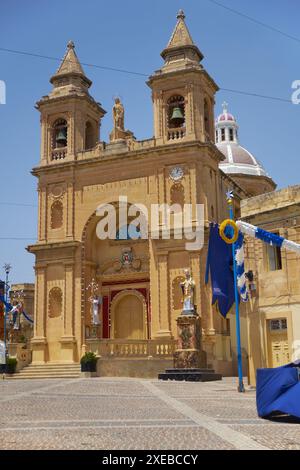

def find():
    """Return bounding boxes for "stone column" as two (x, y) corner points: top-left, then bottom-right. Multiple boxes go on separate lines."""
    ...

(66, 181), (74, 239)
(31, 264), (47, 363)
(60, 261), (76, 362)
(155, 253), (172, 338)
(38, 186), (47, 243)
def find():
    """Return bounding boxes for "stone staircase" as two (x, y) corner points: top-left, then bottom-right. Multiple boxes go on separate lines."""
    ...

(5, 363), (81, 380)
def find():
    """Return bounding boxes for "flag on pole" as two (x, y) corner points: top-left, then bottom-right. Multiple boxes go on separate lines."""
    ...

(205, 223), (248, 317)
(205, 223), (236, 317)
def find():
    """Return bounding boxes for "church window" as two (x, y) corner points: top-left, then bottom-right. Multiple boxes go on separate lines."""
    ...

(50, 200), (63, 229)
(170, 184), (185, 208)
(48, 287), (63, 318)
(85, 121), (96, 150)
(266, 233), (282, 271)
(116, 224), (141, 240)
(215, 130), (218, 143)
(229, 128), (234, 141)
(204, 98), (210, 135)
(221, 128), (225, 141)
(52, 119), (67, 149)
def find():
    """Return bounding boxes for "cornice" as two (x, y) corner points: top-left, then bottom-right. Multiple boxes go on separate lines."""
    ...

(31, 140), (225, 176)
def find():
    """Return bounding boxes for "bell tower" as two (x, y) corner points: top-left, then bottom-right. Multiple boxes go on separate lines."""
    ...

(36, 41), (106, 165)
(148, 10), (218, 145)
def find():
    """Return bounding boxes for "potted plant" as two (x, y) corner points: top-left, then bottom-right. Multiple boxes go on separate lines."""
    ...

(80, 352), (98, 372)
(6, 357), (18, 374)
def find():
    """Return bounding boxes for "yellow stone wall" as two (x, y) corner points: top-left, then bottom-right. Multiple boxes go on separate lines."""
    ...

(241, 186), (300, 385)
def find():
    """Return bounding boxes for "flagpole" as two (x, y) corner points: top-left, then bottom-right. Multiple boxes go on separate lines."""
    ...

(3, 263), (11, 364)
(227, 193), (245, 393)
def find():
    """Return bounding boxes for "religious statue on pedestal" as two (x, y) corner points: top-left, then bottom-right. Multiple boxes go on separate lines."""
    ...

(113, 97), (125, 131)
(109, 97), (135, 142)
(180, 269), (196, 315)
(86, 278), (102, 326)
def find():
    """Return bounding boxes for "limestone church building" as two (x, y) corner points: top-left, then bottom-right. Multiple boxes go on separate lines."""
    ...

(27, 11), (278, 377)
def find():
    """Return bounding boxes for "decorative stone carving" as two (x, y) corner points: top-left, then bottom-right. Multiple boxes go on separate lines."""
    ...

(50, 200), (63, 229)
(48, 287), (63, 318)
(173, 314), (205, 368)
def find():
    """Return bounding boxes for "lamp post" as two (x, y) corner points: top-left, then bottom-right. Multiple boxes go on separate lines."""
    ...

(226, 192), (245, 393)
(3, 263), (11, 361)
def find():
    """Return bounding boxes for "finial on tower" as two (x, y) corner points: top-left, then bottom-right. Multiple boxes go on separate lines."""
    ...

(222, 101), (228, 113)
(177, 9), (185, 20)
(67, 40), (75, 50)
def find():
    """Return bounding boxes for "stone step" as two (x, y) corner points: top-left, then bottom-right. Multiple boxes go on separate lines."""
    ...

(4, 362), (81, 379)
(26, 364), (80, 369)
(158, 370), (222, 382)
(165, 368), (216, 374)
(21, 366), (80, 371)
(6, 374), (80, 380)
(16, 369), (80, 376)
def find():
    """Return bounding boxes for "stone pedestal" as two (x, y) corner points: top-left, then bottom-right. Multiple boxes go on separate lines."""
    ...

(158, 313), (222, 382)
(173, 314), (206, 369)
(31, 336), (47, 364)
(109, 128), (134, 141)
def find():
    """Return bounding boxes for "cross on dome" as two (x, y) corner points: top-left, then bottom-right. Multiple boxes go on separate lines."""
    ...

(222, 101), (228, 113)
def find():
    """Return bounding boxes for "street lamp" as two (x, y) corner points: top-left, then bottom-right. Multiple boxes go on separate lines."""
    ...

(3, 263), (11, 360)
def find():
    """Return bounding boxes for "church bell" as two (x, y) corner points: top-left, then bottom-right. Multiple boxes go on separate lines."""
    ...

(55, 128), (67, 146)
(170, 106), (185, 126)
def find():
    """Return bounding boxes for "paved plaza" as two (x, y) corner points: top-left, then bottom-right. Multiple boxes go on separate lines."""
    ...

(0, 376), (299, 450)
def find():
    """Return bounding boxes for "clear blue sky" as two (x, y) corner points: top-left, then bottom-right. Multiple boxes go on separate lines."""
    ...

(0, 0), (299, 284)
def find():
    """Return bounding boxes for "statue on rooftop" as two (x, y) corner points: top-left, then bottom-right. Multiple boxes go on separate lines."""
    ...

(113, 97), (125, 131)
(110, 97), (135, 142)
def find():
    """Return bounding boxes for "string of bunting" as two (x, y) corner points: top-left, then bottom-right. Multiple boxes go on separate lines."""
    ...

(236, 220), (300, 255)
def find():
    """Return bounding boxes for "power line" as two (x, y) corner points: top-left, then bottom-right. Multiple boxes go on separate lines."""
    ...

(0, 237), (35, 240)
(0, 46), (291, 104)
(206, 0), (300, 44)
(0, 47), (148, 77)
(221, 87), (290, 103)
(0, 202), (37, 208)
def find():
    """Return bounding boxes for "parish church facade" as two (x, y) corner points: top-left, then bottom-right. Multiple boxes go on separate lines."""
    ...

(27, 11), (278, 377)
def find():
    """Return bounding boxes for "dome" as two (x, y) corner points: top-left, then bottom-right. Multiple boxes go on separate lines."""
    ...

(215, 102), (271, 178)
(216, 102), (236, 123)
(216, 142), (269, 177)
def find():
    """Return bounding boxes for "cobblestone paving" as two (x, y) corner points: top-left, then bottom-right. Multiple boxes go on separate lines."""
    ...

(0, 377), (298, 450)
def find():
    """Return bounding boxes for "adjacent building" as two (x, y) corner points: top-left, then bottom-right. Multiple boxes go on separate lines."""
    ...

(241, 186), (300, 385)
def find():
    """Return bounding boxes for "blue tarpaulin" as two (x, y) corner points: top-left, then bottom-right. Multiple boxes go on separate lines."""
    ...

(256, 361), (300, 419)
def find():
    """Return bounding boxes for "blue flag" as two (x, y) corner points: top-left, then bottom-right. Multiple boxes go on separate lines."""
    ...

(205, 223), (237, 317)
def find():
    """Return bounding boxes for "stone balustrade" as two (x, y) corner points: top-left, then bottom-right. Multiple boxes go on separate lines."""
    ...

(51, 147), (67, 160)
(168, 127), (186, 140)
(86, 338), (175, 358)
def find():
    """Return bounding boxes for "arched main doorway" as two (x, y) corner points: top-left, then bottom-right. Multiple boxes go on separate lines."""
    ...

(111, 290), (146, 340)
